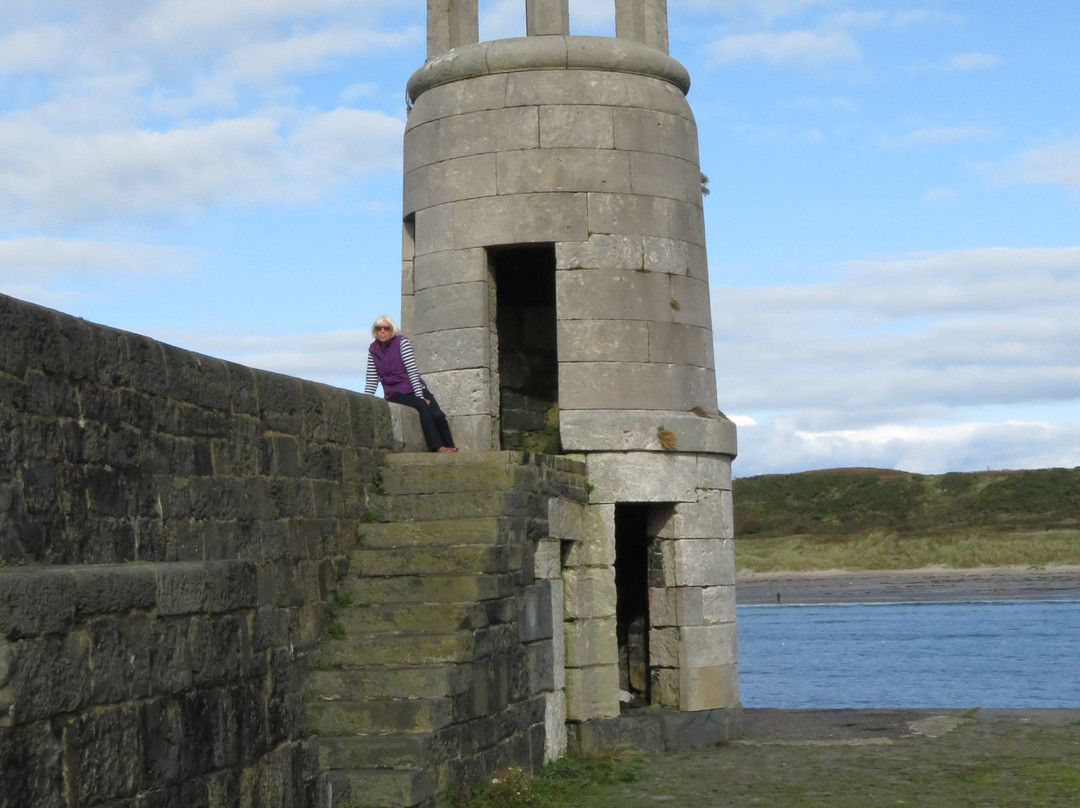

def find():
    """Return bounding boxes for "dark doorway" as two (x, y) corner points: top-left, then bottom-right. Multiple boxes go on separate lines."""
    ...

(615, 502), (651, 707)
(491, 245), (559, 452)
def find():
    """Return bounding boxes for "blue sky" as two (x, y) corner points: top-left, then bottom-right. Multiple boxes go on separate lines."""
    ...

(2, 0), (1078, 478)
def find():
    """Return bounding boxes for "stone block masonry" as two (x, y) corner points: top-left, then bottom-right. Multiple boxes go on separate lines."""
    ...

(1, 292), (404, 805)
(309, 451), (587, 807)
(0, 294), (400, 568)
(0, 292), (595, 807)
(0, 561), (310, 807)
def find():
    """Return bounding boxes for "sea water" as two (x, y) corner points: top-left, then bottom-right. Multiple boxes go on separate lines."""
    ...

(736, 600), (1080, 708)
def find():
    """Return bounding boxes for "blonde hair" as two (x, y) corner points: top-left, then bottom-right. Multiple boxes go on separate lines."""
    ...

(370, 314), (399, 338)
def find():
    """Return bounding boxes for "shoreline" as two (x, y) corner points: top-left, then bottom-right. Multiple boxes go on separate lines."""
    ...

(735, 564), (1080, 605)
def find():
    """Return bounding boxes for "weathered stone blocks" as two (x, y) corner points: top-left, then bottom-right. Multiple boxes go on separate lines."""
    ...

(412, 246), (488, 291)
(562, 566), (617, 619)
(559, 362), (717, 412)
(584, 451), (727, 504)
(404, 152), (497, 211)
(564, 664), (620, 721)
(561, 503), (615, 567)
(453, 193), (591, 248)
(559, 409), (735, 454)
(564, 614), (619, 670)
(540, 106), (616, 149)
(498, 148), (631, 194)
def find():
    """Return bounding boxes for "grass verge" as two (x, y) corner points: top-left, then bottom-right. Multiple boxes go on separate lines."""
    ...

(441, 751), (643, 808)
(735, 528), (1080, 573)
(447, 716), (1080, 808)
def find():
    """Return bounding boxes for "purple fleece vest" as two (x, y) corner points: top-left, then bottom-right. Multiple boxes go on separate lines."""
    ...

(369, 335), (421, 398)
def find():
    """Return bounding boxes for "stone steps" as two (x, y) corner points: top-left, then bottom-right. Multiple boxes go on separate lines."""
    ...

(311, 451), (528, 808)
(308, 665), (471, 701)
(321, 769), (434, 808)
(316, 732), (432, 770)
(350, 543), (512, 577)
(313, 629), (478, 668)
(358, 517), (506, 548)
(334, 601), (495, 634)
(340, 571), (515, 605)
(308, 697), (456, 736)
(371, 490), (537, 523)
(378, 451), (527, 494)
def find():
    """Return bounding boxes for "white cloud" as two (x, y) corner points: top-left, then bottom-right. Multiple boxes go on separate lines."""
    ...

(0, 117), (277, 226)
(734, 418), (1080, 477)
(480, 0), (528, 40)
(894, 126), (997, 146)
(923, 187), (957, 204)
(0, 108), (403, 228)
(715, 247), (1080, 474)
(0, 237), (192, 280)
(287, 107), (403, 185)
(891, 10), (964, 28)
(143, 326), (370, 387)
(946, 52), (1000, 71)
(0, 24), (70, 73)
(712, 30), (861, 68)
(127, 0), (404, 51)
(0, 2), (421, 121)
(981, 137), (1080, 189)
(826, 11), (887, 30)
(220, 25), (416, 84)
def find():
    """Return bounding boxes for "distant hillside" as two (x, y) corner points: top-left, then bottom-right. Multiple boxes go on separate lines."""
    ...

(733, 467), (1080, 538)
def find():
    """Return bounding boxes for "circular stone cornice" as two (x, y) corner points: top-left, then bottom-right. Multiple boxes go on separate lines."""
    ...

(406, 35), (691, 105)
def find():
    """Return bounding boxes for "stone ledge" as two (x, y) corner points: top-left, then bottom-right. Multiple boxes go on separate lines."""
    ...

(407, 36), (691, 104)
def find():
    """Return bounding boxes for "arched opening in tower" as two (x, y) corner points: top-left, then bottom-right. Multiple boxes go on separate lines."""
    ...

(490, 244), (560, 453)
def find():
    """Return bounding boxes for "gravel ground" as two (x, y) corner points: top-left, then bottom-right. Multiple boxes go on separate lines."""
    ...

(565, 709), (1080, 808)
(459, 566), (1080, 808)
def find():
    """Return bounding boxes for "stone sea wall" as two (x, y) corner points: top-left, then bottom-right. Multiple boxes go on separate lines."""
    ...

(0, 292), (400, 806)
(1, 561), (310, 806)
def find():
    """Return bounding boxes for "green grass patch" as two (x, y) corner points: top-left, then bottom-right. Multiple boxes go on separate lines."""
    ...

(735, 528), (1080, 572)
(735, 467), (1080, 539)
(462, 718), (1080, 808)
(733, 466), (1080, 572)
(442, 751), (643, 808)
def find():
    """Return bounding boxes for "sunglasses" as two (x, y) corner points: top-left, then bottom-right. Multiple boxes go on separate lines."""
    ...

(375, 325), (392, 331)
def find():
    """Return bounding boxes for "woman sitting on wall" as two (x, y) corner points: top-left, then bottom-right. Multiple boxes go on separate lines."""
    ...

(364, 314), (457, 453)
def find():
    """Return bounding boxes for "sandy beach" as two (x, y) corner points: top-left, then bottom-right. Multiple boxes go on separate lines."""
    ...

(735, 564), (1080, 605)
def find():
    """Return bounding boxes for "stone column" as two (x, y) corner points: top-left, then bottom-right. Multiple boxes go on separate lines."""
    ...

(615, 0), (669, 53)
(649, 484), (739, 711)
(427, 0), (479, 57)
(526, 0), (570, 36)
(558, 500), (621, 721)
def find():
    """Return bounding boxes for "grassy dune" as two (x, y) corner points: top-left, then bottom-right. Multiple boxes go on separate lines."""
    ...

(733, 467), (1080, 572)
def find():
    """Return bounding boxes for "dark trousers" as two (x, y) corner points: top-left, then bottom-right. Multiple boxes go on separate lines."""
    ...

(388, 389), (455, 452)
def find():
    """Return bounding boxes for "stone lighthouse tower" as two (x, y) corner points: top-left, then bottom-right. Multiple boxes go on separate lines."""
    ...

(401, 0), (739, 726)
